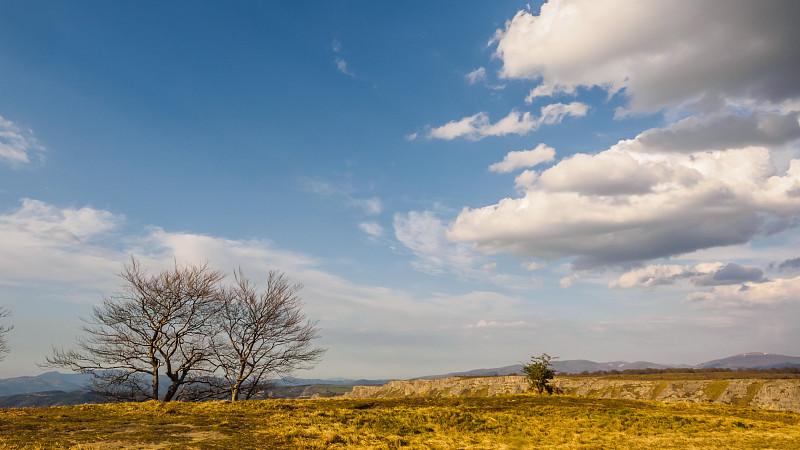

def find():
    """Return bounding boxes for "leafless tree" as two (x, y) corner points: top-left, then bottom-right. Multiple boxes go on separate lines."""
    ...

(209, 269), (325, 401)
(0, 306), (12, 362)
(44, 257), (225, 402)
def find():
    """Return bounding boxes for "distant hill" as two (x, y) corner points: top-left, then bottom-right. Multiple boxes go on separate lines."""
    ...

(0, 372), (94, 396)
(418, 354), (800, 379)
(3, 352), (799, 405)
(697, 352), (800, 370)
(277, 377), (390, 386)
(419, 360), (684, 379)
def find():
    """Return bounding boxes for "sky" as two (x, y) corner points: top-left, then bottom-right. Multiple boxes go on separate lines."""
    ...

(1, 0), (800, 380)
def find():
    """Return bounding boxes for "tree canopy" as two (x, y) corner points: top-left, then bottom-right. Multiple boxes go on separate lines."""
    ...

(523, 353), (557, 394)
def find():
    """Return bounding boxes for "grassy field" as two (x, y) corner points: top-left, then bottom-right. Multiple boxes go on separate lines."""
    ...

(1, 395), (798, 449)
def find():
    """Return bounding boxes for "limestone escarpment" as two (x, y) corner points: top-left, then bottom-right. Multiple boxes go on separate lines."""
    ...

(342, 375), (800, 412)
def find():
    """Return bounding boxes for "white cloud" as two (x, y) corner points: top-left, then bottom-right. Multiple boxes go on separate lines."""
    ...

(466, 319), (525, 329)
(299, 177), (381, 215)
(465, 67), (486, 85)
(489, 143), (555, 173)
(521, 260), (544, 271)
(349, 197), (383, 215)
(686, 276), (800, 306)
(428, 102), (587, 140)
(358, 221), (384, 238)
(559, 273), (579, 288)
(0, 116), (45, 167)
(0, 199), (123, 289)
(492, 0), (800, 113)
(332, 39), (356, 77)
(393, 210), (477, 276)
(336, 58), (355, 77)
(448, 140), (800, 268)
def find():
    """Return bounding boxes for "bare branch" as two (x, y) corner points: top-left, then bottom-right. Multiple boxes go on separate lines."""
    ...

(0, 306), (13, 363)
(210, 269), (325, 401)
(43, 257), (225, 402)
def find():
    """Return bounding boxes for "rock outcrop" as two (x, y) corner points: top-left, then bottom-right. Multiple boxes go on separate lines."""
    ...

(343, 375), (800, 412)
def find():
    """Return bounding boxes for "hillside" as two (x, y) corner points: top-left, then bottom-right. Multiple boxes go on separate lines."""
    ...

(2, 352), (798, 407)
(344, 375), (800, 412)
(1, 395), (799, 448)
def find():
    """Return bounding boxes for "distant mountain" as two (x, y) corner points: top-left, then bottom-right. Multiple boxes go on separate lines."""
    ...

(419, 360), (685, 379)
(417, 353), (800, 379)
(0, 372), (94, 396)
(277, 377), (391, 386)
(697, 352), (800, 370)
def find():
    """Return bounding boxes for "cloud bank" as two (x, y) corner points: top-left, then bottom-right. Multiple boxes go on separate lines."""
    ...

(492, 0), (800, 113)
(440, 1), (800, 271)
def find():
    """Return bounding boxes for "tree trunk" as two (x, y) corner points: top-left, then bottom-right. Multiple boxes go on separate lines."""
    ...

(163, 382), (180, 402)
(231, 383), (240, 401)
(152, 371), (160, 401)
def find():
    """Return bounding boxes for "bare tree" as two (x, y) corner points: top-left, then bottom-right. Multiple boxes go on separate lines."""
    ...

(210, 269), (325, 401)
(45, 257), (225, 402)
(0, 306), (12, 362)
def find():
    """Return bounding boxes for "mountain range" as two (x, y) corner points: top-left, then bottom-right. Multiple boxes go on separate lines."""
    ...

(1, 352), (798, 406)
(418, 352), (800, 379)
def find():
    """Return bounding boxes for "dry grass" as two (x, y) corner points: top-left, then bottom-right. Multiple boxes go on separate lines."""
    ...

(1, 395), (798, 449)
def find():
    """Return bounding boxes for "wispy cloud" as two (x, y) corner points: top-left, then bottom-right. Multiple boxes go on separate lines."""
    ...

(298, 176), (382, 216)
(358, 221), (384, 239)
(428, 102), (587, 140)
(465, 67), (486, 85)
(0, 116), (45, 167)
(332, 39), (356, 77)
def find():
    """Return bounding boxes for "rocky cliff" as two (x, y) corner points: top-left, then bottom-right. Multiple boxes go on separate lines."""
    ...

(342, 375), (800, 412)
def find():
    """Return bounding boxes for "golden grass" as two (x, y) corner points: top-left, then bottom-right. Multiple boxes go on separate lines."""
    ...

(1, 395), (798, 449)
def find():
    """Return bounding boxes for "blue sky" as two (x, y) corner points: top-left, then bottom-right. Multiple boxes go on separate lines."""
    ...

(1, 0), (800, 379)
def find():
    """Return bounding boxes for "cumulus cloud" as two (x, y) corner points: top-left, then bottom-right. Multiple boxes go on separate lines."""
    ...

(448, 142), (800, 268)
(686, 276), (800, 306)
(489, 144), (556, 173)
(611, 263), (765, 289)
(633, 112), (800, 154)
(0, 116), (45, 167)
(492, 0), (800, 113)
(428, 102), (587, 140)
(442, 1), (800, 271)
(465, 67), (486, 85)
